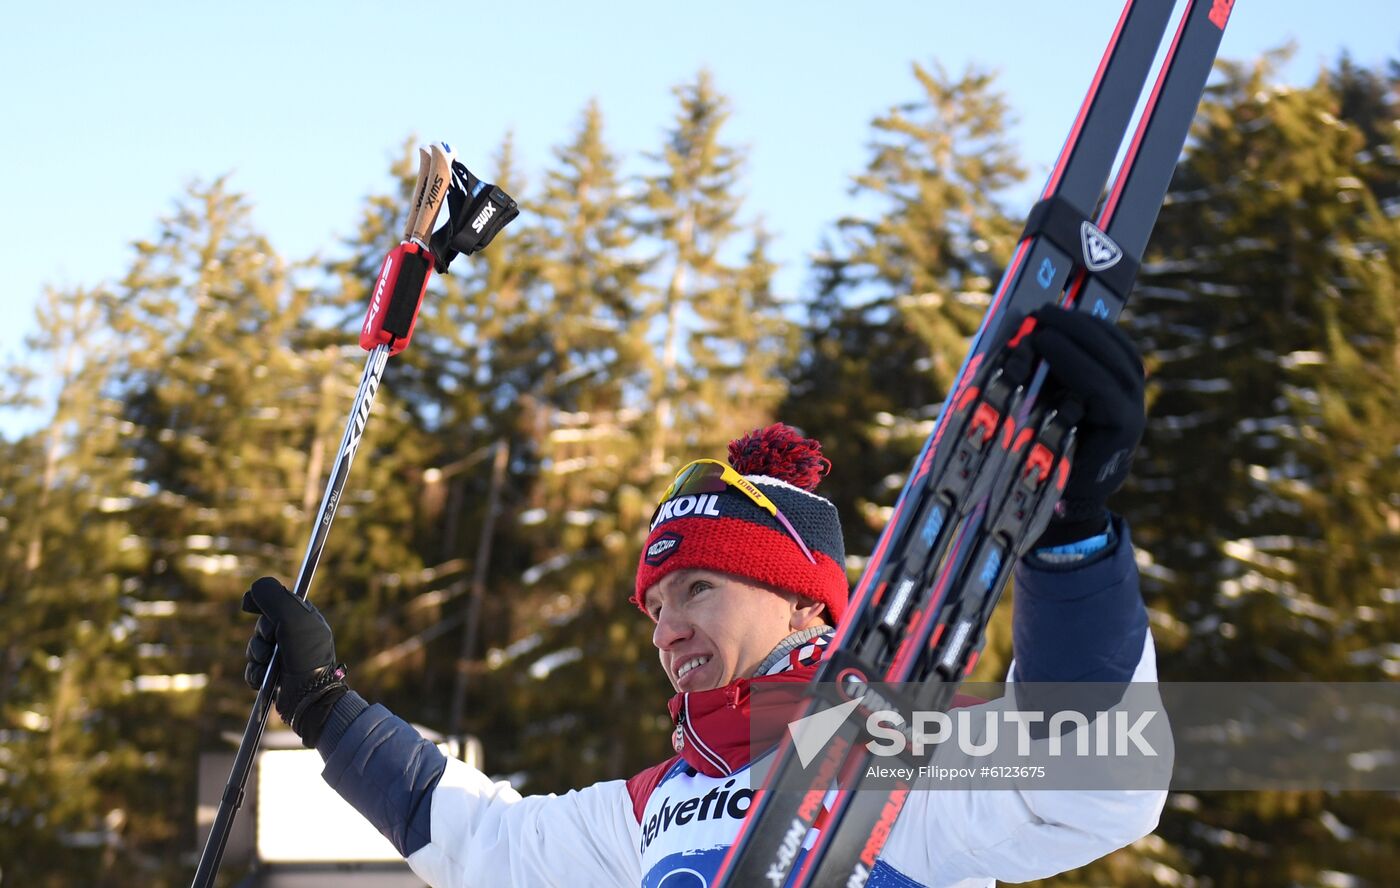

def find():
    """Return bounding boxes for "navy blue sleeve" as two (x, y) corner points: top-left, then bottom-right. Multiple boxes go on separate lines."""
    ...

(314, 691), (447, 857)
(1011, 514), (1148, 683)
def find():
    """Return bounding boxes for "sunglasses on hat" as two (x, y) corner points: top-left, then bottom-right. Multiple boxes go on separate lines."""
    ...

(651, 459), (817, 565)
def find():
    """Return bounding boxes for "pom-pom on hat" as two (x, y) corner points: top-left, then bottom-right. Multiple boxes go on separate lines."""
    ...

(633, 424), (849, 623)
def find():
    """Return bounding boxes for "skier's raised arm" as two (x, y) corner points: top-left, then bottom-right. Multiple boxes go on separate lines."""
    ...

(242, 578), (643, 888)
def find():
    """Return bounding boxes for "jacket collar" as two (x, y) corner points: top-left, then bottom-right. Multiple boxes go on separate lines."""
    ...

(666, 630), (833, 777)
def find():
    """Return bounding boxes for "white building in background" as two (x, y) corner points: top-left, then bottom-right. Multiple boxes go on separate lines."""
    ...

(196, 727), (480, 887)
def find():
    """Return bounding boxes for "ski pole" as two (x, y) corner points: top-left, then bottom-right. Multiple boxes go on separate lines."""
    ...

(191, 143), (465, 888)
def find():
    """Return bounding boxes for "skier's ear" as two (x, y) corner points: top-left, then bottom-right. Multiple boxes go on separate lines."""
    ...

(789, 595), (827, 631)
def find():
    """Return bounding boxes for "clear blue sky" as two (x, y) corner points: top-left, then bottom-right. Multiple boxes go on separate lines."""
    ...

(1, 1), (1395, 425)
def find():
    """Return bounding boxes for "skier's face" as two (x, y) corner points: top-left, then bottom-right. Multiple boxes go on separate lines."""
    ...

(645, 568), (826, 693)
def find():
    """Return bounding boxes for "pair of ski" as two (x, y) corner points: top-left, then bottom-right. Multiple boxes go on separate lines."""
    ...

(191, 145), (517, 888)
(713, 1), (1234, 886)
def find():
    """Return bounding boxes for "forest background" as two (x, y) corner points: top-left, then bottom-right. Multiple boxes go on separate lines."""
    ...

(1, 7), (1398, 887)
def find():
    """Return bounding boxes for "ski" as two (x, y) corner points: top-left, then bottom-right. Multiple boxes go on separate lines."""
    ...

(711, 1), (1234, 886)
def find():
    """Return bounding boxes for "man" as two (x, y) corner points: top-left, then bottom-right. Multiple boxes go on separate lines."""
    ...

(244, 306), (1162, 886)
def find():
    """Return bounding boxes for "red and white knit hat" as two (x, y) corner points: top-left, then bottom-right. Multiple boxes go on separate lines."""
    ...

(632, 424), (850, 623)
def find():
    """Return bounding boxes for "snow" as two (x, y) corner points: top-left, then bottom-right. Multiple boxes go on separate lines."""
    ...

(17, 711), (50, 731)
(1132, 284), (1194, 303)
(522, 552), (578, 585)
(1278, 590), (1336, 622)
(1148, 863), (1189, 886)
(486, 632), (543, 670)
(1318, 810), (1355, 841)
(182, 552), (240, 574)
(953, 290), (991, 308)
(1220, 539), (1298, 575)
(1346, 749), (1397, 772)
(1133, 547), (1176, 582)
(550, 425), (621, 443)
(1279, 350), (1327, 369)
(1188, 821), (1259, 851)
(528, 647), (583, 679)
(1152, 341), (1205, 362)
(1346, 643), (1400, 675)
(1237, 417), (1295, 435)
(1193, 282), (1246, 297)
(128, 673), (208, 693)
(548, 456), (594, 474)
(1155, 413), (1213, 432)
(124, 599), (177, 617)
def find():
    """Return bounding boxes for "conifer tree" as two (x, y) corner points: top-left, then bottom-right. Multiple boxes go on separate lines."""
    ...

(87, 180), (342, 872)
(0, 287), (139, 883)
(781, 64), (1028, 687)
(785, 63), (1027, 560)
(640, 70), (788, 465)
(484, 102), (669, 788)
(1104, 55), (1400, 887)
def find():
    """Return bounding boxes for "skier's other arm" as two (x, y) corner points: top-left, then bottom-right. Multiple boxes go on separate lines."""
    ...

(880, 308), (1167, 884)
(242, 580), (642, 888)
(1011, 304), (1152, 686)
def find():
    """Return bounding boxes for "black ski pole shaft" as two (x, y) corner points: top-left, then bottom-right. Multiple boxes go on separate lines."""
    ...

(191, 345), (390, 887)
(191, 142), (456, 888)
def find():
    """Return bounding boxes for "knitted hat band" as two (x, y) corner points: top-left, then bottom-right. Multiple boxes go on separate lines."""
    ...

(633, 460), (848, 623)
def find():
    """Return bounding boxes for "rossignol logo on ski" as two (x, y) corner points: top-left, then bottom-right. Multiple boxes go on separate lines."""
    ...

(1208, 0), (1234, 29)
(1079, 221), (1123, 271)
(645, 532), (683, 566)
(471, 203), (497, 233)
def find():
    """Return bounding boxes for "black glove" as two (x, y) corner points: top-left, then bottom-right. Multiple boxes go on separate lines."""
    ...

(243, 577), (348, 748)
(1022, 305), (1146, 547)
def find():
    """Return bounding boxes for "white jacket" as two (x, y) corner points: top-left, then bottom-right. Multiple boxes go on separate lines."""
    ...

(317, 518), (1164, 887)
(397, 630), (1163, 888)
